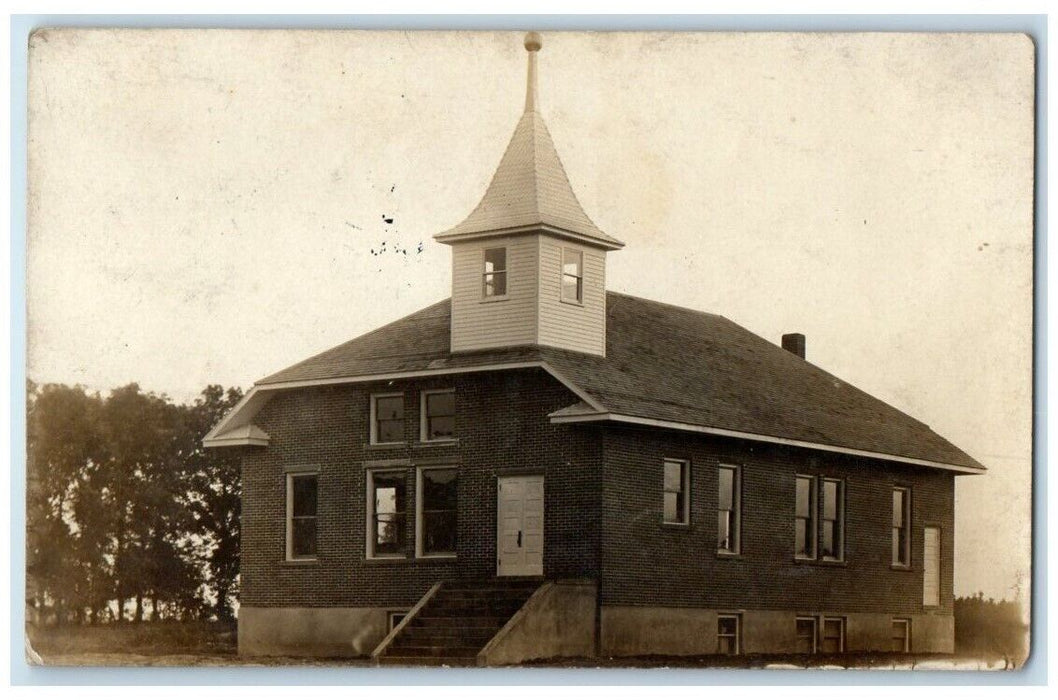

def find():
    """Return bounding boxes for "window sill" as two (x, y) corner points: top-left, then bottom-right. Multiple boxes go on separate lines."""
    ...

(793, 557), (847, 568)
(559, 297), (584, 307)
(365, 556), (457, 565)
(890, 564), (913, 572)
(366, 442), (407, 450)
(716, 551), (743, 560)
(414, 439), (459, 448)
(661, 521), (690, 529)
(280, 559), (319, 567)
(480, 295), (510, 304)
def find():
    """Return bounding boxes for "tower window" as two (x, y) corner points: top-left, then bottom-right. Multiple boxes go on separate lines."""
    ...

(562, 248), (583, 302)
(483, 247), (507, 297)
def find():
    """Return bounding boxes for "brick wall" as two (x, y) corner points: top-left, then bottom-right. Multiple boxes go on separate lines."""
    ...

(240, 368), (602, 609)
(600, 425), (955, 616)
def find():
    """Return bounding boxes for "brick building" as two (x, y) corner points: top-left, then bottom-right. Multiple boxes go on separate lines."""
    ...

(205, 33), (984, 664)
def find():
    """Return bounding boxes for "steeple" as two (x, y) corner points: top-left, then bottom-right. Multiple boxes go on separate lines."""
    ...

(435, 33), (624, 251)
(438, 33), (620, 358)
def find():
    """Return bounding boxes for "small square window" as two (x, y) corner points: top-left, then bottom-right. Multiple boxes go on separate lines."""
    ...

(286, 473), (318, 560)
(663, 459), (689, 525)
(421, 390), (456, 442)
(717, 614), (741, 655)
(891, 618), (911, 653)
(371, 394), (404, 444)
(483, 247), (508, 297)
(796, 617), (817, 654)
(388, 611), (407, 632)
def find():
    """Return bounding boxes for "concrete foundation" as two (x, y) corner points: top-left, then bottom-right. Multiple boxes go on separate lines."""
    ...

(601, 605), (954, 657)
(239, 606), (388, 657)
(479, 580), (597, 666)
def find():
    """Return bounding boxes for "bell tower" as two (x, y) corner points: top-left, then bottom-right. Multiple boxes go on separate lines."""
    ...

(434, 33), (624, 357)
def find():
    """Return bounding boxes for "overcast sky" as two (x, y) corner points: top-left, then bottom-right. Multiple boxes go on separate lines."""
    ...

(28, 30), (1033, 604)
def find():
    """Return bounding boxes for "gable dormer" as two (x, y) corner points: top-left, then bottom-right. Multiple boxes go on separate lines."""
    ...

(434, 33), (623, 357)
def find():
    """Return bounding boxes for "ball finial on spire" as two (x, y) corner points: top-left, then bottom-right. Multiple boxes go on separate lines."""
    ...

(524, 31), (542, 52)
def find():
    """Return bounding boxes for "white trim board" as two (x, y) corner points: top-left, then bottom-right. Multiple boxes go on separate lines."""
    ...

(548, 411), (985, 475)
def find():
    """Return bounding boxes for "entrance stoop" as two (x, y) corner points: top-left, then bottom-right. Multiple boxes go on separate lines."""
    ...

(372, 579), (597, 667)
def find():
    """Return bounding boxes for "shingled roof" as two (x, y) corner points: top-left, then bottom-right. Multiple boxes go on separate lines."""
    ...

(250, 292), (983, 473)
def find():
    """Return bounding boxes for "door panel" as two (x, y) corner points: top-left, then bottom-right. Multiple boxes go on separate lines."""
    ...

(497, 475), (544, 576)
(923, 526), (941, 607)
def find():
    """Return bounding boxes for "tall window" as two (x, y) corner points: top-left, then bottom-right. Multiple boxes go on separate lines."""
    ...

(371, 393), (404, 444)
(717, 465), (741, 554)
(369, 471), (407, 557)
(891, 618), (911, 653)
(286, 472), (318, 560)
(892, 487), (911, 567)
(483, 247), (507, 297)
(717, 615), (741, 655)
(820, 617), (845, 653)
(663, 459), (689, 525)
(561, 248), (583, 302)
(417, 467), (458, 556)
(795, 617), (817, 653)
(795, 475), (816, 558)
(420, 389), (456, 442)
(820, 478), (845, 560)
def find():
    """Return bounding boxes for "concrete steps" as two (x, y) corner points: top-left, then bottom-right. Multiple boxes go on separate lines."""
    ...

(375, 578), (542, 666)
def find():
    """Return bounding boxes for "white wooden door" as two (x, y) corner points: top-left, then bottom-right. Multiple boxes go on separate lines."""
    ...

(923, 526), (941, 607)
(496, 475), (544, 576)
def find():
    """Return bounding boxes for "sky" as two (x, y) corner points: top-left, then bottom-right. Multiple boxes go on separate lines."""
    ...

(27, 30), (1034, 605)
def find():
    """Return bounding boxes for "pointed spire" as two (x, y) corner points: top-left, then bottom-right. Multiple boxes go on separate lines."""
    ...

(434, 32), (624, 250)
(524, 31), (542, 113)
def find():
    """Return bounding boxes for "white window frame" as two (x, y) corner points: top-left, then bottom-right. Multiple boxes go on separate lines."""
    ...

(717, 614), (741, 655)
(795, 474), (817, 560)
(415, 465), (458, 559)
(369, 392), (405, 446)
(892, 486), (912, 567)
(366, 469), (408, 560)
(388, 611), (408, 632)
(561, 247), (584, 304)
(819, 477), (846, 562)
(795, 616), (818, 654)
(717, 464), (741, 554)
(286, 470), (319, 562)
(891, 618), (911, 653)
(662, 458), (690, 525)
(419, 389), (457, 443)
(481, 246), (509, 300)
(820, 616), (846, 653)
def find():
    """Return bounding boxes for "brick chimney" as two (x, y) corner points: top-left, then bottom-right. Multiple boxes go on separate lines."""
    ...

(782, 333), (806, 360)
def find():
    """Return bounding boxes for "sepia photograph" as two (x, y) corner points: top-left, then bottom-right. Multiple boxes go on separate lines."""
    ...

(23, 26), (1035, 673)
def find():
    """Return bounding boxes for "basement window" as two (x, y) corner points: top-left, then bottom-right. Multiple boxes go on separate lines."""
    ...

(368, 471), (407, 558)
(892, 487), (911, 567)
(891, 618), (911, 653)
(795, 617), (817, 654)
(561, 248), (583, 303)
(388, 611), (407, 632)
(417, 467), (458, 557)
(420, 389), (456, 442)
(717, 614), (741, 655)
(286, 472), (318, 561)
(371, 393), (405, 445)
(483, 247), (508, 298)
(717, 465), (741, 554)
(663, 459), (690, 525)
(820, 617), (846, 653)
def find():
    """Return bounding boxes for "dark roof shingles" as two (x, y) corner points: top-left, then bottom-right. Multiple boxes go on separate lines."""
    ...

(258, 292), (982, 471)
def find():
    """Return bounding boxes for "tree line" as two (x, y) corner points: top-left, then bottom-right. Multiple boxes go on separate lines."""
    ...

(26, 382), (243, 625)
